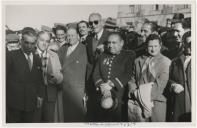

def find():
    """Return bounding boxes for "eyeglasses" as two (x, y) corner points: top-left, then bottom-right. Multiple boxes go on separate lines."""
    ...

(89, 20), (99, 26)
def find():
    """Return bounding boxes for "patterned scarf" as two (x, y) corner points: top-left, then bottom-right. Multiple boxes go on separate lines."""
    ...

(41, 50), (49, 85)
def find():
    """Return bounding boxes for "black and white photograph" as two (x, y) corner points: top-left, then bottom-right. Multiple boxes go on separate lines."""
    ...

(1, 0), (196, 127)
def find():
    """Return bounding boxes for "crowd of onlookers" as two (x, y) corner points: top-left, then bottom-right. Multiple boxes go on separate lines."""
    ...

(6, 12), (191, 123)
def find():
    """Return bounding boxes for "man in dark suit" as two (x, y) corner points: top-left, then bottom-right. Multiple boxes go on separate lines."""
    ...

(58, 27), (87, 122)
(85, 12), (111, 121)
(6, 27), (44, 123)
(86, 12), (110, 66)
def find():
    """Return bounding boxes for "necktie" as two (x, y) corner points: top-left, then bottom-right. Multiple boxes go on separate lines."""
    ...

(27, 55), (32, 71)
(95, 34), (98, 41)
(81, 37), (85, 42)
(42, 52), (48, 85)
(66, 45), (72, 57)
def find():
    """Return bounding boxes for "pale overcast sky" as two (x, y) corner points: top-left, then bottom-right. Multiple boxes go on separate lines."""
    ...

(5, 5), (119, 31)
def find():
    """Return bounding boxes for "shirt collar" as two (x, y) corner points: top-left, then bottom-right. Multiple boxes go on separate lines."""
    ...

(69, 41), (79, 48)
(60, 41), (66, 47)
(36, 47), (44, 57)
(142, 52), (162, 60)
(23, 52), (33, 60)
(97, 28), (104, 40)
(81, 35), (87, 40)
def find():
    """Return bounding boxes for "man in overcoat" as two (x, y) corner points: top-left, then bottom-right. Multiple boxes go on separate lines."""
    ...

(58, 27), (87, 122)
(169, 31), (191, 122)
(35, 30), (63, 122)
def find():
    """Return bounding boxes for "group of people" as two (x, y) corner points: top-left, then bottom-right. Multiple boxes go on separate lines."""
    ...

(6, 12), (191, 123)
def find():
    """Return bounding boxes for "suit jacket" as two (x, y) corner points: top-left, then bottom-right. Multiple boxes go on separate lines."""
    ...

(129, 53), (171, 102)
(80, 35), (91, 45)
(6, 49), (44, 111)
(58, 42), (87, 90)
(86, 29), (110, 81)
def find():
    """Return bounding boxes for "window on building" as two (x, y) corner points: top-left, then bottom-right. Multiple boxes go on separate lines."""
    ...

(178, 4), (190, 10)
(129, 5), (135, 14)
(156, 4), (159, 10)
(184, 4), (189, 9)
(153, 4), (159, 11)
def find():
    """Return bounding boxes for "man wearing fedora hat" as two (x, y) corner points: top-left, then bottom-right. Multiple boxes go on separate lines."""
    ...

(93, 32), (135, 122)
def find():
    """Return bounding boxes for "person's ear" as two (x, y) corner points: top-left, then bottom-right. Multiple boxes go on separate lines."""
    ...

(120, 40), (124, 47)
(100, 19), (105, 27)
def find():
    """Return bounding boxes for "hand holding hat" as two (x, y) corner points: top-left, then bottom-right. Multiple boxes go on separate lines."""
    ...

(100, 80), (114, 95)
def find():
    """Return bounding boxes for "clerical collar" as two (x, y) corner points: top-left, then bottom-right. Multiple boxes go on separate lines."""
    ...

(109, 50), (121, 56)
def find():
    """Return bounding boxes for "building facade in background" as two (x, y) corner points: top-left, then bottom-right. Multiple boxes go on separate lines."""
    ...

(117, 5), (191, 27)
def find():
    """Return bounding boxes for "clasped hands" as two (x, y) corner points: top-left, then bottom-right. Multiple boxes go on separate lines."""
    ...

(96, 44), (105, 53)
(100, 80), (114, 98)
(171, 83), (184, 94)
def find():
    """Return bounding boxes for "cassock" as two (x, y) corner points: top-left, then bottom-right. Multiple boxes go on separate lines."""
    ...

(93, 50), (135, 122)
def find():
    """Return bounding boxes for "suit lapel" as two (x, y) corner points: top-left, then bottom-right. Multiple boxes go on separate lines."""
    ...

(98, 30), (108, 45)
(92, 37), (97, 56)
(19, 49), (31, 72)
(31, 53), (41, 72)
(63, 43), (82, 68)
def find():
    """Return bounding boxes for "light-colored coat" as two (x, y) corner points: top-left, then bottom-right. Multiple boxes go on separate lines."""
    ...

(128, 53), (171, 122)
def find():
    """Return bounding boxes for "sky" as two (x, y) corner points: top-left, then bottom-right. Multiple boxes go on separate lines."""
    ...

(5, 5), (119, 31)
